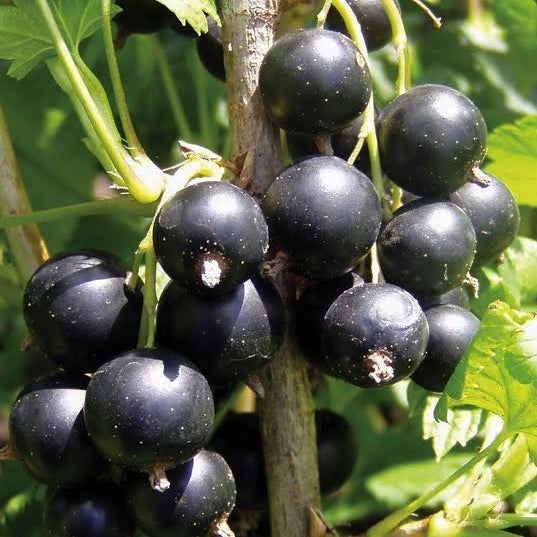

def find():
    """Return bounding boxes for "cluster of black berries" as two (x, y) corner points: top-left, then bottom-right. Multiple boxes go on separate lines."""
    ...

(11, 249), (237, 537)
(257, 3), (519, 393)
(10, 180), (358, 535)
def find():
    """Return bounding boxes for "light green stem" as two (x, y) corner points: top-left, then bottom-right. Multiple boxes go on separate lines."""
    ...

(481, 514), (537, 530)
(36, 0), (162, 203)
(151, 35), (194, 141)
(102, 0), (143, 156)
(142, 246), (158, 348)
(0, 198), (156, 229)
(327, 0), (389, 285)
(367, 433), (509, 537)
(380, 0), (411, 94)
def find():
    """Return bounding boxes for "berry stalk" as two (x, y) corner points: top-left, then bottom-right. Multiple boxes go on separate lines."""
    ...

(36, 0), (163, 204)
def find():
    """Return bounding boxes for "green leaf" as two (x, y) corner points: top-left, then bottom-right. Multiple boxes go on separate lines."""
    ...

(365, 453), (474, 510)
(408, 383), (484, 460)
(157, 0), (220, 34)
(0, 1), (52, 79)
(471, 237), (537, 318)
(464, 435), (537, 520)
(440, 302), (537, 449)
(488, 0), (537, 93)
(0, 0), (119, 79)
(425, 396), (483, 461)
(486, 116), (537, 207)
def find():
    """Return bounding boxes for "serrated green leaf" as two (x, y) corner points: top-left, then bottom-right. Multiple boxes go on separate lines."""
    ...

(471, 237), (537, 317)
(454, 435), (537, 521)
(0, 0), (119, 79)
(0, 1), (52, 79)
(157, 0), (219, 35)
(440, 302), (537, 446)
(425, 396), (483, 461)
(365, 453), (473, 510)
(408, 383), (484, 460)
(486, 116), (537, 207)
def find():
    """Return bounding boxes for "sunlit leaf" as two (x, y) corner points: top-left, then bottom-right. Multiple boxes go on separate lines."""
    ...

(486, 116), (537, 207)
(439, 302), (537, 457)
(0, 0), (119, 79)
(156, 0), (219, 35)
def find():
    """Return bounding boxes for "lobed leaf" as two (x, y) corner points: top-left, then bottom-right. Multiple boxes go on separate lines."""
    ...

(471, 237), (537, 318)
(438, 302), (537, 458)
(486, 116), (537, 207)
(0, 0), (119, 79)
(156, 0), (220, 35)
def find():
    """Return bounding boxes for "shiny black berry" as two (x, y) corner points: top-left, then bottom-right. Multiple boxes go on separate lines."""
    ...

(297, 272), (364, 363)
(259, 29), (371, 134)
(9, 372), (105, 485)
(378, 84), (487, 196)
(22, 250), (143, 374)
(321, 283), (429, 388)
(417, 286), (470, 310)
(450, 170), (520, 266)
(114, 0), (171, 34)
(262, 155), (381, 280)
(378, 199), (477, 296)
(44, 481), (132, 537)
(326, 0), (399, 51)
(84, 348), (214, 468)
(411, 305), (480, 392)
(197, 17), (225, 81)
(156, 276), (285, 386)
(125, 450), (236, 537)
(153, 181), (268, 294)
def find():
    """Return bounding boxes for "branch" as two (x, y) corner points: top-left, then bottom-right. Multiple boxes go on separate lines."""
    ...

(220, 3), (321, 537)
(0, 107), (48, 283)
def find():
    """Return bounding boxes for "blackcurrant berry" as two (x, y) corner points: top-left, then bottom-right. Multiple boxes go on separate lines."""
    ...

(44, 481), (133, 537)
(9, 372), (105, 485)
(325, 0), (399, 51)
(315, 409), (357, 495)
(84, 348), (214, 468)
(22, 250), (143, 374)
(125, 450), (236, 537)
(297, 272), (364, 363)
(210, 412), (266, 509)
(114, 0), (171, 34)
(377, 199), (477, 296)
(417, 286), (470, 310)
(286, 114), (371, 174)
(262, 155), (381, 280)
(259, 29), (371, 134)
(377, 84), (487, 196)
(153, 181), (269, 293)
(321, 283), (429, 388)
(450, 170), (519, 266)
(156, 276), (285, 386)
(197, 17), (225, 81)
(411, 305), (480, 392)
